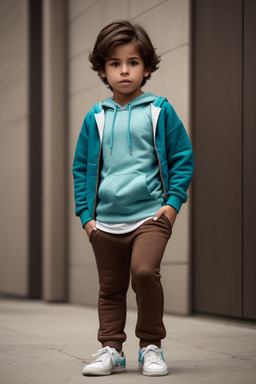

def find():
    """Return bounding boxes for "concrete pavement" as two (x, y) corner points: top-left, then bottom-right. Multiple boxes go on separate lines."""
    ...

(0, 298), (256, 384)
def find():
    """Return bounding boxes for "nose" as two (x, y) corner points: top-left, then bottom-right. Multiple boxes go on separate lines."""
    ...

(121, 64), (129, 75)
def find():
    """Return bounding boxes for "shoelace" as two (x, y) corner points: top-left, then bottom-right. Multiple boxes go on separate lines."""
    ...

(141, 345), (162, 364)
(92, 346), (115, 364)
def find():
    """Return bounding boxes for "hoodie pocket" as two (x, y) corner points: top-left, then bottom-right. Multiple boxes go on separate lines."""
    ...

(97, 173), (156, 213)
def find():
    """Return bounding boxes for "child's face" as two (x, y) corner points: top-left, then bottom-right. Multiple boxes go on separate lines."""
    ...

(100, 43), (151, 103)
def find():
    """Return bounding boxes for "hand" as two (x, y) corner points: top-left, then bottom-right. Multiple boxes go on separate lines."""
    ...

(84, 220), (97, 238)
(153, 205), (177, 228)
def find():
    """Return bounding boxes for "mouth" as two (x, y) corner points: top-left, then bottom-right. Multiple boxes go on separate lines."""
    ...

(119, 80), (131, 84)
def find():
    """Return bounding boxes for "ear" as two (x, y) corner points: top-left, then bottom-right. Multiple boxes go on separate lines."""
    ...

(99, 69), (106, 79)
(144, 68), (151, 78)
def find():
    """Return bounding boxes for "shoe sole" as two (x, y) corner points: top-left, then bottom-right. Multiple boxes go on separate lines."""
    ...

(82, 367), (126, 376)
(139, 362), (168, 376)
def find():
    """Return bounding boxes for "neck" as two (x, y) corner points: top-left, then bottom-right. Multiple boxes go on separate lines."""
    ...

(112, 90), (144, 106)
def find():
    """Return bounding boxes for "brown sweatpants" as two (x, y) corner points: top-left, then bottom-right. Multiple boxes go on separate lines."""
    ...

(89, 214), (172, 351)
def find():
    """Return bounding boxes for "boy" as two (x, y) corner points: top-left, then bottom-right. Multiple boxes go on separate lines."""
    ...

(73, 20), (194, 376)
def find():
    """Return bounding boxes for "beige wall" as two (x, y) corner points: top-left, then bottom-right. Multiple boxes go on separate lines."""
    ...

(42, 0), (67, 301)
(0, 0), (29, 296)
(67, 0), (192, 314)
(0, 0), (192, 313)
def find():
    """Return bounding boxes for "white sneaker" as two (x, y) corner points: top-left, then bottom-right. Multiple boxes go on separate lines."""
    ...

(138, 344), (168, 376)
(82, 346), (126, 376)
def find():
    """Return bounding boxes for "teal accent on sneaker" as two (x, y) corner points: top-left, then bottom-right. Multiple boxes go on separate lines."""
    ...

(138, 348), (144, 363)
(138, 345), (168, 376)
(139, 347), (165, 362)
(82, 347), (126, 376)
(113, 353), (126, 369)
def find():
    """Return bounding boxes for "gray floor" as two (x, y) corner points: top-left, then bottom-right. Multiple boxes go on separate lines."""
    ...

(0, 298), (256, 384)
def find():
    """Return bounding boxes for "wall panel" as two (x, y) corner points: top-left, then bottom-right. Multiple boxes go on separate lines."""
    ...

(0, 0), (29, 296)
(243, 0), (256, 320)
(193, 0), (243, 317)
(67, 0), (192, 314)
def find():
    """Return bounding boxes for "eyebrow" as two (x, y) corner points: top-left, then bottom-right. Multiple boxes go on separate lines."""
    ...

(107, 56), (142, 61)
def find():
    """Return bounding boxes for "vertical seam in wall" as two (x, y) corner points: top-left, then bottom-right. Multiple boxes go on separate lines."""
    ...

(188, 0), (193, 315)
(190, 0), (195, 315)
(241, 0), (244, 319)
(28, 0), (42, 298)
(64, 0), (69, 302)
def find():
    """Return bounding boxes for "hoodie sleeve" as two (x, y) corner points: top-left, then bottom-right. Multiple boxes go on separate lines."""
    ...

(72, 114), (93, 227)
(164, 102), (194, 213)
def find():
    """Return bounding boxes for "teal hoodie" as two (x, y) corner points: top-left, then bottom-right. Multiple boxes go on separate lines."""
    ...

(96, 93), (165, 223)
(73, 94), (194, 228)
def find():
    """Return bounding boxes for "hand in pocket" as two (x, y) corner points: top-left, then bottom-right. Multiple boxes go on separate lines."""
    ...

(84, 220), (97, 238)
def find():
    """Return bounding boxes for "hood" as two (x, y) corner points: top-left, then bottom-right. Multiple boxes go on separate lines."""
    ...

(99, 93), (158, 155)
(101, 92), (158, 110)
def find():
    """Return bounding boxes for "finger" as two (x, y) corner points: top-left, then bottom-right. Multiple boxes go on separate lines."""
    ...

(153, 210), (162, 221)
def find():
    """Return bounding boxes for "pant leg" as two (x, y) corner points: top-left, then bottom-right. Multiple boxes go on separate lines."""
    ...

(90, 229), (131, 351)
(129, 215), (172, 348)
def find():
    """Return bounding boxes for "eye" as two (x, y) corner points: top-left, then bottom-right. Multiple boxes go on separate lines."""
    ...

(130, 61), (139, 66)
(110, 62), (119, 67)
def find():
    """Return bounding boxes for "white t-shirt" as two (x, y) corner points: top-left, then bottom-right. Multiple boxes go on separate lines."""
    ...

(96, 217), (154, 234)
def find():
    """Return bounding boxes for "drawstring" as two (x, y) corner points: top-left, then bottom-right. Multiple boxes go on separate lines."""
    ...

(127, 104), (132, 155)
(109, 104), (132, 155)
(110, 105), (117, 155)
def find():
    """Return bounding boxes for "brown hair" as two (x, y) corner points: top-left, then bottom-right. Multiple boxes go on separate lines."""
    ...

(89, 20), (161, 88)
